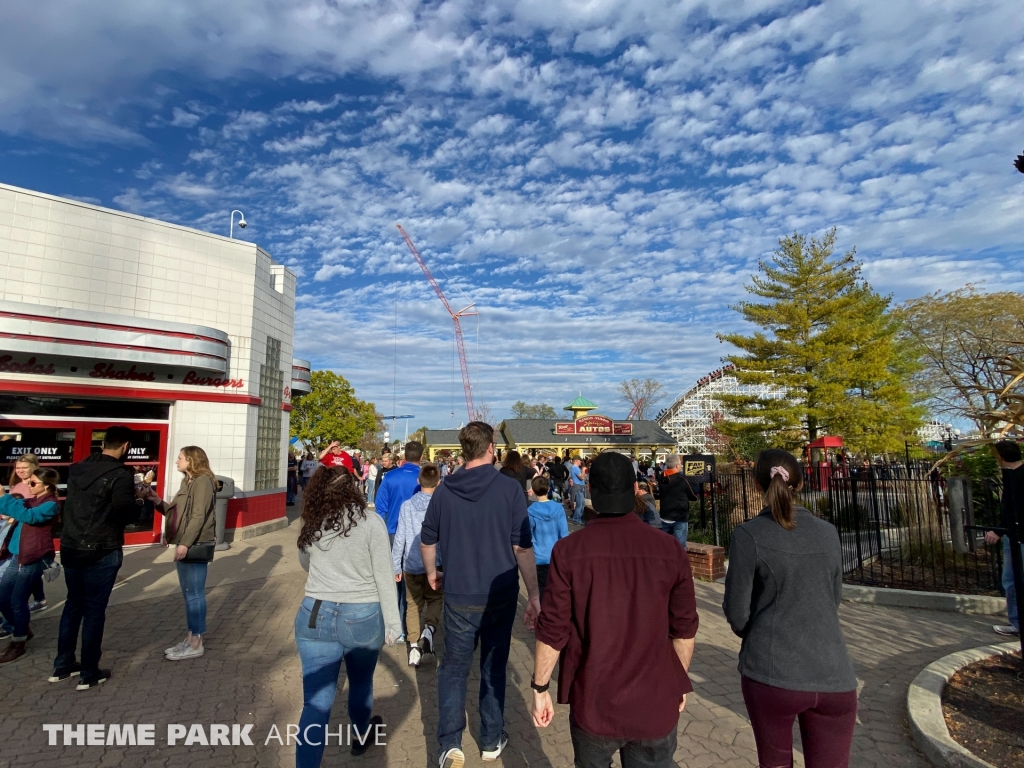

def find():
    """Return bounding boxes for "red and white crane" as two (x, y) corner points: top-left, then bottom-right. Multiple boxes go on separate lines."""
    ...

(627, 398), (645, 420)
(397, 224), (478, 422)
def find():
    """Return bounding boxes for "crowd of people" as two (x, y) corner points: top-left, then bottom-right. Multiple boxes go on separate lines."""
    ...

(288, 427), (863, 768)
(7, 426), (1019, 768)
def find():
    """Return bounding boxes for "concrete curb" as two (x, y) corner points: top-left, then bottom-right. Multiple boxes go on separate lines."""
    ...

(224, 516), (289, 542)
(841, 585), (1004, 615)
(907, 641), (1019, 768)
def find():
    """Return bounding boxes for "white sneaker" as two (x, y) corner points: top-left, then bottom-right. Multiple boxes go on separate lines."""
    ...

(408, 645), (422, 667)
(481, 732), (508, 761)
(440, 747), (465, 768)
(420, 625), (435, 655)
(165, 641), (205, 661)
(993, 625), (1019, 636)
(164, 637), (191, 656)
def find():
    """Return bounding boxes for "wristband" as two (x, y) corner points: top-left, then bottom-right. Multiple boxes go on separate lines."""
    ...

(530, 678), (550, 693)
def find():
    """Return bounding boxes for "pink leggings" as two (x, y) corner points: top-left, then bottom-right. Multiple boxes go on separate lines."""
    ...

(741, 676), (858, 768)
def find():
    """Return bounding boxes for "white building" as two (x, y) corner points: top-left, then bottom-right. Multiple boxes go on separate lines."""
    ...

(0, 182), (306, 544)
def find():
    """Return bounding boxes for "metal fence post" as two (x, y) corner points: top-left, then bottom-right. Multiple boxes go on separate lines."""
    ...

(711, 471), (720, 547)
(947, 477), (969, 554)
(740, 466), (750, 521)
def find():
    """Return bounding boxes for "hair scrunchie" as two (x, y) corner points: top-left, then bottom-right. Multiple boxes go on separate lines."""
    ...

(770, 466), (790, 483)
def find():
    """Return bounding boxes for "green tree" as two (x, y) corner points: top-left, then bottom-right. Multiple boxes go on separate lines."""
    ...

(898, 286), (1024, 431)
(510, 401), (558, 419)
(717, 229), (923, 455)
(290, 370), (382, 454)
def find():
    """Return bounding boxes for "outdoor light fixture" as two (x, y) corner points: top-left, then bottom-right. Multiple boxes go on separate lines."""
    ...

(230, 210), (247, 238)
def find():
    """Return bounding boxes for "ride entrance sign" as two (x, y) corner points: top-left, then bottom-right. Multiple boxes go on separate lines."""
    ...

(554, 415), (634, 435)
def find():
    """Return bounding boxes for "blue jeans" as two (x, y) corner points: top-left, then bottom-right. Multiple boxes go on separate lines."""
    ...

(1003, 536), (1023, 630)
(0, 559), (44, 640)
(0, 557), (12, 635)
(572, 486), (586, 523)
(176, 561), (208, 635)
(365, 478), (375, 503)
(389, 534), (408, 637)
(55, 549), (123, 680)
(661, 520), (689, 547)
(294, 598), (383, 768)
(437, 599), (517, 759)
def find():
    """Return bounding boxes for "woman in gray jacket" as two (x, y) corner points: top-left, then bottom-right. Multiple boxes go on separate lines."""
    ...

(146, 446), (217, 661)
(295, 466), (401, 767)
(723, 449), (858, 768)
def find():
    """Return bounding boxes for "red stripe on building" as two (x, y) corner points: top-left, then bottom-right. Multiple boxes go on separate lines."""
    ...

(0, 310), (228, 346)
(0, 332), (227, 363)
(0, 379), (261, 406)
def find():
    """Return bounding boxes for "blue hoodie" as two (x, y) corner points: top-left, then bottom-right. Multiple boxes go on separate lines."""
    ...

(375, 461), (421, 535)
(528, 500), (569, 566)
(421, 464), (531, 605)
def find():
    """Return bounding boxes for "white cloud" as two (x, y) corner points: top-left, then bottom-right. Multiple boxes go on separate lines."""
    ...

(6, 0), (1024, 423)
(170, 107), (202, 127)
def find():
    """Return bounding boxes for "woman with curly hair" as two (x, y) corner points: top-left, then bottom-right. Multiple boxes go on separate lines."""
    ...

(294, 466), (401, 766)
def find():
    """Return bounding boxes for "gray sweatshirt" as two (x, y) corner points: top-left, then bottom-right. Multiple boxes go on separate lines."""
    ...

(298, 510), (402, 640)
(391, 491), (440, 575)
(722, 507), (857, 693)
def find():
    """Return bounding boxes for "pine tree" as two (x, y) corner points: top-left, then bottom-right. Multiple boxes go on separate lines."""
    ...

(716, 229), (922, 455)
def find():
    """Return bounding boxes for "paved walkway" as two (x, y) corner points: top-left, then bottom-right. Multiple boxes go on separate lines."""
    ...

(0, 517), (999, 768)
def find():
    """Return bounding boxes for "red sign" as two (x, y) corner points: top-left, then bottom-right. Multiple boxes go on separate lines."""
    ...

(575, 415), (614, 434)
(0, 355), (55, 375)
(183, 371), (245, 389)
(556, 416), (633, 435)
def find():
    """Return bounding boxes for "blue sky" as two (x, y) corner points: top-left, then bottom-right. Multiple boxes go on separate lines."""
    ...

(3, 0), (1023, 428)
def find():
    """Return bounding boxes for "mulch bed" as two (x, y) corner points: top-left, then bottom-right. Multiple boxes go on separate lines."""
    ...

(943, 651), (1024, 768)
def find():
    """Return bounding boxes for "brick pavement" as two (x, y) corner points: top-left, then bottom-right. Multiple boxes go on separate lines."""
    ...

(0, 562), (999, 768)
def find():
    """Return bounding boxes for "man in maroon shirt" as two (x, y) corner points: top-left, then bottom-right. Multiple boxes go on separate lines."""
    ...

(531, 451), (699, 768)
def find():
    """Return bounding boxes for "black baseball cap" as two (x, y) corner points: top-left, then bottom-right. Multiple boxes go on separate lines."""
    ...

(589, 452), (636, 516)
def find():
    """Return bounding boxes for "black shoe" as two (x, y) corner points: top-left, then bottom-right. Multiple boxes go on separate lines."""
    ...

(351, 715), (383, 756)
(76, 669), (111, 690)
(48, 663), (82, 683)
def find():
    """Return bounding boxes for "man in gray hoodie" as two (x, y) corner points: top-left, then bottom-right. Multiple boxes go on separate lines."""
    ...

(392, 464), (443, 667)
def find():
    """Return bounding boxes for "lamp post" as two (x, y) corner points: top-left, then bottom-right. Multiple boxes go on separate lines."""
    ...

(229, 210), (247, 239)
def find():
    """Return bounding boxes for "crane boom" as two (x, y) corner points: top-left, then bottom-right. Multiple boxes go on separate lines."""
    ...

(397, 224), (477, 422)
(627, 397), (644, 420)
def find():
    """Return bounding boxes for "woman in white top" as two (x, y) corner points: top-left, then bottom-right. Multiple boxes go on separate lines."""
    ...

(299, 454), (317, 491)
(295, 467), (401, 766)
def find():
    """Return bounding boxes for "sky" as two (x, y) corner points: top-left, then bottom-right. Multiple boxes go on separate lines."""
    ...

(2, 0), (1023, 429)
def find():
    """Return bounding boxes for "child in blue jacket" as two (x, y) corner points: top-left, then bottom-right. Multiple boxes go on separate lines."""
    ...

(527, 475), (569, 599)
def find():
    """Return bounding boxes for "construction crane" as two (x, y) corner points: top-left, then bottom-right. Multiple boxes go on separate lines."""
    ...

(397, 224), (478, 422)
(626, 398), (645, 420)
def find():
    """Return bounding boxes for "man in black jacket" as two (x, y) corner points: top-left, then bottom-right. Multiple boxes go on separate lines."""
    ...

(985, 441), (1024, 637)
(52, 425), (139, 689)
(659, 455), (698, 546)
